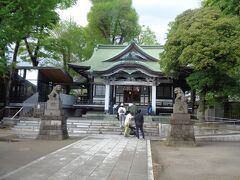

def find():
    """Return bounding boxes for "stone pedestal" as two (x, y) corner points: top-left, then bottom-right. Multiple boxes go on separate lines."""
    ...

(167, 113), (195, 146)
(173, 102), (188, 114)
(37, 98), (69, 140)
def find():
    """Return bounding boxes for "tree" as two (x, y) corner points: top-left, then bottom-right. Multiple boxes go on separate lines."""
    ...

(0, 0), (77, 66)
(87, 0), (140, 45)
(160, 7), (240, 121)
(0, 0), (77, 105)
(42, 21), (88, 72)
(203, 0), (240, 16)
(136, 25), (159, 45)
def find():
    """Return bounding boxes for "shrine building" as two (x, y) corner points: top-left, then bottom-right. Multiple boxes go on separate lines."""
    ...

(69, 42), (190, 115)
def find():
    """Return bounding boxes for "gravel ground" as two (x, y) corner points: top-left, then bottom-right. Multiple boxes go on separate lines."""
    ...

(0, 136), (81, 177)
(151, 140), (240, 180)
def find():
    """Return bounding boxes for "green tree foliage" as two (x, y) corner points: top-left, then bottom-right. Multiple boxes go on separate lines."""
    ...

(160, 7), (240, 120)
(0, 0), (77, 66)
(42, 21), (88, 72)
(203, 0), (240, 16)
(87, 0), (140, 45)
(0, 0), (76, 105)
(136, 25), (159, 45)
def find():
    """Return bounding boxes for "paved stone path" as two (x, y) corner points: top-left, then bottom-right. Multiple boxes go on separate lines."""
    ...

(0, 135), (150, 180)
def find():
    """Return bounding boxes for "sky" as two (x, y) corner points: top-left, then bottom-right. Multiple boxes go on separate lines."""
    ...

(58, 0), (201, 45)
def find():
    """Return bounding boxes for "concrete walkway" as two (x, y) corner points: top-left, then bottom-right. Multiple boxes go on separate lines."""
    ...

(0, 135), (151, 180)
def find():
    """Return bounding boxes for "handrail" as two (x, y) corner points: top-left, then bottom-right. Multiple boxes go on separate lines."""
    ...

(11, 106), (23, 119)
(191, 114), (240, 125)
(205, 116), (240, 122)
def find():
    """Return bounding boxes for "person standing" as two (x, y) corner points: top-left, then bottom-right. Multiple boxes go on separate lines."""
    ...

(124, 111), (133, 137)
(114, 103), (120, 119)
(147, 104), (152, 115)
(134, 109), (145, 139)
(118, 103), (126, 128)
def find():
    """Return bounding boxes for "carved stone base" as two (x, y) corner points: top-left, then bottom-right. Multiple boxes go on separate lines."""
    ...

(167, 113), (196, 146)
(173, 102), (188, 114)
(37, 98), (69, 140)
(37, 117), (69, 140)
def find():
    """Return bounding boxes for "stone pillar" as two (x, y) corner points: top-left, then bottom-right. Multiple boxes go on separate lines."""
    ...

(104, 84), (110, 113)
(151, 85), (156, 114)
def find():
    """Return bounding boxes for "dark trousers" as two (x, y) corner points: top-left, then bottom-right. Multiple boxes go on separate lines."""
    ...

(136, 124), (144, 139)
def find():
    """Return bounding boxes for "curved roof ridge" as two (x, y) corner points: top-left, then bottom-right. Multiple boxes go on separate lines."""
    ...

(103, 41), (159, 62)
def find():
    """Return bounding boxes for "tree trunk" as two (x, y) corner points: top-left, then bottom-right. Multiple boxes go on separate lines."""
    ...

(24, 38), (39, 66)
(62, 51), (68, 72)
(5, 41), (20, 106)
(0, 46), (8, 106)
(191, 89), (196, 114)
(198, 93), (206, 122)
(66, 47), (71, 72)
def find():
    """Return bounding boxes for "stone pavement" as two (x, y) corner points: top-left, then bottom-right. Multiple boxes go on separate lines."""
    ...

(0, 135), (152, 180)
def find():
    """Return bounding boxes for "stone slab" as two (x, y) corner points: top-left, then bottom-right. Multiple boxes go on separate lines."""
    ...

(42, 116), (65, 120)
(44, 110), (62, 116)
(46, 99), (62, 110)
(171, 113), (190, 120)
(173, 102), (188, 114)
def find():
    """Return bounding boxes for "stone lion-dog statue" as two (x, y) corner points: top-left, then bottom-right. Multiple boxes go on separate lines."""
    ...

(48, 85), (62, 100)
(173, 87), (187, 113)
(174, 87), (186, 103)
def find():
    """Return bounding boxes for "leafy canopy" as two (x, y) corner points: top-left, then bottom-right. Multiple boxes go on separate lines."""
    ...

(203, 0), (240, 16)
(42, 21), (89, 71)
(0, 0), (77, 66)
(160, 7), (240, 100)
(87, 0), (140, 45)
(136, 25), (159, 45)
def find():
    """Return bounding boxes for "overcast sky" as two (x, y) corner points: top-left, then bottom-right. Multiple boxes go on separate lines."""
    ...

(58, 0), (201, 45)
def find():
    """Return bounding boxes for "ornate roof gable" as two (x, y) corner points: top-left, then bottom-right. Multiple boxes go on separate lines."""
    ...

(104, 41), (158, 62)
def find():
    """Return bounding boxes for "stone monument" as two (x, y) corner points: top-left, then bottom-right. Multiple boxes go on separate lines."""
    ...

(167, 87), (195, 146)
(37, 85), (69, 140)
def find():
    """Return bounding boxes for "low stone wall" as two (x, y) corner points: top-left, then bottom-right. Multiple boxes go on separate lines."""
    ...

(159, 122), (240, 141)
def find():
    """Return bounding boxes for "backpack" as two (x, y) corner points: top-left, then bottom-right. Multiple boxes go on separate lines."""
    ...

(120, 108), (124, 114)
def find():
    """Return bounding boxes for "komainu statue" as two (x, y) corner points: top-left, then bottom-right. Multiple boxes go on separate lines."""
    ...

(48, 85), (62, 100)
(173, 87), (187, 114)
(174, 87), (186, 103)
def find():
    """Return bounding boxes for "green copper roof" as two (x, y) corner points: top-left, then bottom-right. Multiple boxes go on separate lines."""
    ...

(70, 42), (163, 74)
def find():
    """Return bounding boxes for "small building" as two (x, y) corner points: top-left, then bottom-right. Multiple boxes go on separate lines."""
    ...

(69, 42), (190, 115)
(0, 66), (74, 118)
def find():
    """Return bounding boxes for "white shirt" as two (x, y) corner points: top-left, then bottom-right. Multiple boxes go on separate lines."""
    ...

(118, 106), (126, 115)
(125, 113), (133, 126)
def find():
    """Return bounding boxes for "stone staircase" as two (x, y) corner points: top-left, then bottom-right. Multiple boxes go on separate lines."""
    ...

(67, 117), (159, 137)
(12, 115), (160, 139)
(12, 117), (41, 139)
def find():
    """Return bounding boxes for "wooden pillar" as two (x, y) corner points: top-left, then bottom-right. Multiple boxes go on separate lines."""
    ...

(151, 85), (156, 114)
(104, 84), (110, 113)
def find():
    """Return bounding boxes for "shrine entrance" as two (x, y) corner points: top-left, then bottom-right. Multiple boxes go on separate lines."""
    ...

(123, 86), (140, 103)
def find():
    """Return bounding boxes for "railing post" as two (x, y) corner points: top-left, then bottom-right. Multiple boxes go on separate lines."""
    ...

(11, 107), (24, 119)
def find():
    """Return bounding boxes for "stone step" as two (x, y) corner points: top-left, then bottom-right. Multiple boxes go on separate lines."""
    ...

(13, 128), (39, 132)
(16, 121), (40, 124)
(13, 117), (160, 138)
(14, 123), (158, 130)
(12, 127), (40, 131)
(13, 122), (40, 126)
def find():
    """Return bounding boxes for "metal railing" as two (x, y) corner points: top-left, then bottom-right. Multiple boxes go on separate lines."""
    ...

(11, 107), (23, 119)
(20, 93), (39, 116)
(191, 114), (240, 126)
